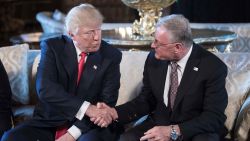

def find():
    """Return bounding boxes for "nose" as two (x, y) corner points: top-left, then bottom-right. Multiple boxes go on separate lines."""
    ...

(151, 42), (156, 49)
(93, 31), (101, 41)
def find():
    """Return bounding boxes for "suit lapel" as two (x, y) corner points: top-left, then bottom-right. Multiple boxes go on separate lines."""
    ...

(158, 62), (169, 99)
(60, 36), (78, 90)
(77, 49), (101, 94)
(151, 53), (169, 100)
(173, 44), (201, 111)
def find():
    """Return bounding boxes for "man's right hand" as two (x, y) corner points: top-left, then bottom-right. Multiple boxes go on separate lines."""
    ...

(89, 102), (118, 127)
(85, 104), (115, 127)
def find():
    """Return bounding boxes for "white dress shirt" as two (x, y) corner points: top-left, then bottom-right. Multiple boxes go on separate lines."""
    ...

(163, 45), (193, 107)
(67, 47), (90, 140)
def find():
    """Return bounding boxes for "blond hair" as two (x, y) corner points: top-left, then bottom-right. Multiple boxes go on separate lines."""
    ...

(65, 3), (103, 34)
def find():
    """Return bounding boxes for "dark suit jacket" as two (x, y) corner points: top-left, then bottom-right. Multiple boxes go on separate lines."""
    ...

(0, 60), (12, 138)
(116, 44), (228, 140)
(31, 35), (121, 133)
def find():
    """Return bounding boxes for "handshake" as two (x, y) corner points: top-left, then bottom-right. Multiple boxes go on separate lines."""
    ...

(85, 103), (118, 128)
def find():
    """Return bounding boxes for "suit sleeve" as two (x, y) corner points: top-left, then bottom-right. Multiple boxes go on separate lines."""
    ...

(116, 53), (157, 124)
(36, 40), (83, 121)
(73, 47), (122, 133)
(0, 60), (12, 113)
(179, 61), (228, 140)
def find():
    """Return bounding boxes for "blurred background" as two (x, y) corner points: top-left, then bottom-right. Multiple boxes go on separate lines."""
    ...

(1, 0), (249, 46)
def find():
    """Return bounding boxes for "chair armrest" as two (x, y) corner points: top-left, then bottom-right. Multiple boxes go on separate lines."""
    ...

(234, 94), (250, 141)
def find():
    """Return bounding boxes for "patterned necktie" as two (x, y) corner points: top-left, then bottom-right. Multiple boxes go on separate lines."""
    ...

(55, 52), (87, 139)
(169, 62), (179, 110)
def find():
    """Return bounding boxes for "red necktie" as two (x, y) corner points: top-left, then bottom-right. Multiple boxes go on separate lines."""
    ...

(77, 52), (87, 85)
(169, 62), (179, 110)
(55, 52), (87, 139)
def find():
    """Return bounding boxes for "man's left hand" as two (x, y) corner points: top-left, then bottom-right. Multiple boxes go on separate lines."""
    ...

(55, 132), (75, 141)
(140, 126), (171, 141)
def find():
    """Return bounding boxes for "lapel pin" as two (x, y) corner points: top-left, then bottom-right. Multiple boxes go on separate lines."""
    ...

(93, 65), (97, 70)
(193, 67), (199, 71)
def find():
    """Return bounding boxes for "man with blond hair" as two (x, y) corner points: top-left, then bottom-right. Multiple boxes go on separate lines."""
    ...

(2, 4), (121, 141)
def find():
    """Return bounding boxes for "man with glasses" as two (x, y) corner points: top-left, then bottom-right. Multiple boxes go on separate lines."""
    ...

(2, 3), (121, 141)
(92, 14), (228, 141)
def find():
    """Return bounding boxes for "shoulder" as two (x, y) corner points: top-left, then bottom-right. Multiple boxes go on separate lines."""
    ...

(99, 40), (122, 62)
(40, 35), (72, 53)
(194, 44), (227, 72)
(41, 35), (68, 45)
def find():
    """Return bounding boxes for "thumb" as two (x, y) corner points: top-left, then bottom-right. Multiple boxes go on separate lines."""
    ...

(97, 102), (106, 108)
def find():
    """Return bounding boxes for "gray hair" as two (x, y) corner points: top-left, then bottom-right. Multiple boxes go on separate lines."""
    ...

(65, 3), (103, 34)
(156, 14), (193, 47)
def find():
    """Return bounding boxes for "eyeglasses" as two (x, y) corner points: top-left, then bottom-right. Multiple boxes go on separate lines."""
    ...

(78, 28), (101, 39)
(152, 39), (179, 48)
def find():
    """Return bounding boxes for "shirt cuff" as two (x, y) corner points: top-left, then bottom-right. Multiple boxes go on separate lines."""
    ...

(75, 101), (90, 120)
(67, 125), (81, 140)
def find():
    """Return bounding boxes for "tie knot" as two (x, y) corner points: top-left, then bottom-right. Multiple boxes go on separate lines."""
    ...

(80, 52), (87, 57)
(171, 62), (178, 70)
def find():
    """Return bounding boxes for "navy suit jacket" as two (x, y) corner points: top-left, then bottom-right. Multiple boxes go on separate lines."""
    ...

(0, 60), (12, 138)
(31, 35), (121, 133)
(116, 44), (228, 140)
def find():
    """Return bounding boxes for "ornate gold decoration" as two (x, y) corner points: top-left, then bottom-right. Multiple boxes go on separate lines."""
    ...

(121, 0), (176, 38)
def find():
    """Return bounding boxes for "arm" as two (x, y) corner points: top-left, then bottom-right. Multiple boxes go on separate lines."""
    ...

(0, 60), (12, 134)
(71, 47), (122, 135)
(36, 40), (83, 121)
(115, 53), (157, 124)
(0, 60), (12, 113)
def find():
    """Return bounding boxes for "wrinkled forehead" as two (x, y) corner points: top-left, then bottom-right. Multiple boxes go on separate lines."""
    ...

(76, 24), (102, 33)
(154, 26), (174, 41)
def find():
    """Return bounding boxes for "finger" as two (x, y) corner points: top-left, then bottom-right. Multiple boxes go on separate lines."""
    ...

(100, 102), (109, 108)
(97, 118), (107, 127)
(144, 127), (156, 135)
(101, 122), (108, 128)
(99, 110), (112, 123)
(90, 117), (96, 122)
(144, 129), (152, 135)
(110, 108), (118, 120)
(92, 118), (101, 124)
(94, 116), (102, 124)
(97, 102), (104, 108)
(154, 136), (160, 141)
(105, 111), (112, 122)
(140, 133), (155, 141)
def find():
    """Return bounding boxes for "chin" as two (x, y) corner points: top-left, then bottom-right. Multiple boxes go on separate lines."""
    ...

(155, 54), (161, 60)
(89, 46), (100, 53)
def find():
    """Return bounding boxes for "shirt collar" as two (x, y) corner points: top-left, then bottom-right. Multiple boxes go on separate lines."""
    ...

(75, 46), (82, 57)
(176, 44), (193, 69)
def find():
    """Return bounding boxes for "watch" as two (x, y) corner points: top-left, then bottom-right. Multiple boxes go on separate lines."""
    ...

(170, 125), (180, 141)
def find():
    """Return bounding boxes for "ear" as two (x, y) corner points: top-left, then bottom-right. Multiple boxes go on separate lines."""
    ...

(176, 43), (184, 50)
(68, 31), (73, 37)
(68, 32), (76, 41)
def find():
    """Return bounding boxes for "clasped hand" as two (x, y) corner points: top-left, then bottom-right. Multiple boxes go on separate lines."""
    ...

(86, 103), (118, 128)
